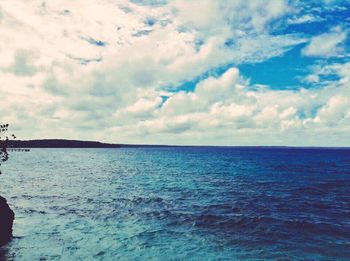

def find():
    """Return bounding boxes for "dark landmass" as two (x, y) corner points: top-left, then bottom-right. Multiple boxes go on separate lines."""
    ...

(8, 139), (121, 148)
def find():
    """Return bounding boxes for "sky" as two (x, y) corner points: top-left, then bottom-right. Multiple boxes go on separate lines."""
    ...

(0, 0), (350, 146)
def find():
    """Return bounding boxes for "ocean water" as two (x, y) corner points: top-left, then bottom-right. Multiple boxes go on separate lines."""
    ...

(0, 147), (350, 260)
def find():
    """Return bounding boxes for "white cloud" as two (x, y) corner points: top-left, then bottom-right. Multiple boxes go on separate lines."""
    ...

(119, 65), (349, 145)
(287, 14), (324, 25)
(0, 0), (349, 146)
(302, 26), (347, 57)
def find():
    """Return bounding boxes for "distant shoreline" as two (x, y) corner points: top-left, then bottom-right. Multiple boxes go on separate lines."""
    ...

(6, 139), (350, 149)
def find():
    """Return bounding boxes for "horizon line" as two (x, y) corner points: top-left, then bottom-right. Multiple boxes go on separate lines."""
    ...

(6, 138), (350, 149)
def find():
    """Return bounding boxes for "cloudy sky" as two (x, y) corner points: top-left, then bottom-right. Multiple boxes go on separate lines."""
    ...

(0, 0), (350, 146)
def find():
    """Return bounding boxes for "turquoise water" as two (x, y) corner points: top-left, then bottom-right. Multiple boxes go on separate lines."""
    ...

(0, 147), (350, 260)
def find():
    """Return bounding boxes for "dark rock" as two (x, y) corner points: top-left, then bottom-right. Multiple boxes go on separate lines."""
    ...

(0, 196), (14, 246)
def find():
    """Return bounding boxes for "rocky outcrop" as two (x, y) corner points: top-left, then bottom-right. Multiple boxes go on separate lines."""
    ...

(0, 196), (14, 246)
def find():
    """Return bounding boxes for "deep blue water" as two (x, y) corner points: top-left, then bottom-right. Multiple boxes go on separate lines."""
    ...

(0, 147), (350, 260)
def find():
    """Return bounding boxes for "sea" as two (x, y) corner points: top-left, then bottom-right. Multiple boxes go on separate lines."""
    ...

(0, 147), (349, 260)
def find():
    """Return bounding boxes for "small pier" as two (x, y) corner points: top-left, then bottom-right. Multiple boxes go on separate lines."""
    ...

(7, 148), (30, 152)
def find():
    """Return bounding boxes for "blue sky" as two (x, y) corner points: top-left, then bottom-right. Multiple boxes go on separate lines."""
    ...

(0, 0), (350, 146)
